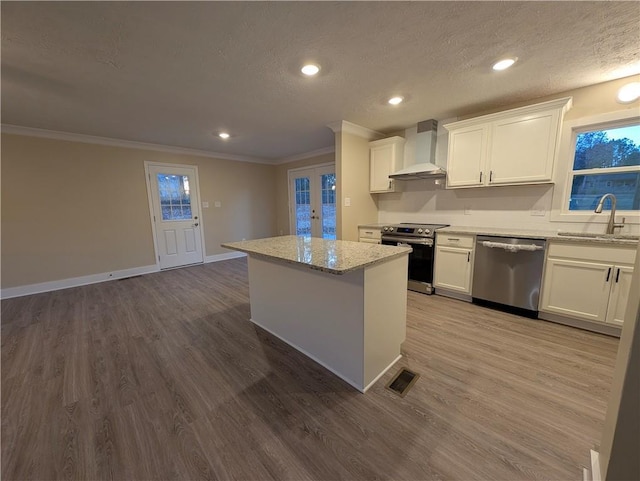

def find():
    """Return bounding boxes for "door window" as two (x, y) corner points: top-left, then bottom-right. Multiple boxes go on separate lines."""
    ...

(157, 174), (193, 220)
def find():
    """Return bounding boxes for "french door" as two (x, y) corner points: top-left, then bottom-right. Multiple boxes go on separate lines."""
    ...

(146, 162), (204, 269)
(289, 164), (336, 239)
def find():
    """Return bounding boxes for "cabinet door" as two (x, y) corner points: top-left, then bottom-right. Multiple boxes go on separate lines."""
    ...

(605, 265), (634, 327)
(446, 124), (489, 188)
(433, 246), (472, 293)
(489, 109), (559, 185)
(370, 142), (400, 193)
(540, 258), (612, 322)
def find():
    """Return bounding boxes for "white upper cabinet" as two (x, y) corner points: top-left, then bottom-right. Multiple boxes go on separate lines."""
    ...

(446, 125), (489, 187)
(444, 98), (572, 189)
(369, 136), (405, 193)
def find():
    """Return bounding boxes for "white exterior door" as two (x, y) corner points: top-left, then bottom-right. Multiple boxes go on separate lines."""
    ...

(146, 163), (204, 269)
(289, 164), (336, 239)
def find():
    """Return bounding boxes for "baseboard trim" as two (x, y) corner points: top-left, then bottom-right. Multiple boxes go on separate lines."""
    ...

(538, 311), (621, 337)
(434, 288), (472, 302)
(204, 251), (246, 263)
(1, 252), (248, 300)
(1, 264), (159, 300)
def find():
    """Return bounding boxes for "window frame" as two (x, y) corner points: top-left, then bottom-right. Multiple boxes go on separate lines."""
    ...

(550, 109), (640, 225)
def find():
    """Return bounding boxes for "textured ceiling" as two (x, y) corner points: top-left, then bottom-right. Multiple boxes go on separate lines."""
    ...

(2, 1), (639, 163)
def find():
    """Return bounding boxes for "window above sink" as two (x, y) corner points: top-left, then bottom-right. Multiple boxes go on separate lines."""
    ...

(568, 123), (640, 212)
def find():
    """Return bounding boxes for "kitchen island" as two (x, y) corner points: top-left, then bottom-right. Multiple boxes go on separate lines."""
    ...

(221, 235), (412, 392)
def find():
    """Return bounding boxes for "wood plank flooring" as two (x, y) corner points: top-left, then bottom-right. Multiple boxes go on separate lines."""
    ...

(1, 258), (619, 480)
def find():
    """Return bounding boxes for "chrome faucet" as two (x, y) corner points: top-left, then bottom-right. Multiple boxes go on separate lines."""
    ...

(594, 193), (625, 235)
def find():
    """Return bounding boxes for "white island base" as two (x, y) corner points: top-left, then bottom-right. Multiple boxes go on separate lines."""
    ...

(247, 255), (408, 392)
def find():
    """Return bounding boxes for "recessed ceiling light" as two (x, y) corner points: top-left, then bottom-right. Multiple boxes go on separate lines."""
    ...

(219, 132), (230, 139)
(616, 82), (640, 103)
(492, 58), (517, 71)
(301, 64), (320, 76)
(388, 96), (404, 105)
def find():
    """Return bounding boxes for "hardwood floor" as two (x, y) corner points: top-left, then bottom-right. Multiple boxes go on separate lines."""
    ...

(1, 258), (619, 480)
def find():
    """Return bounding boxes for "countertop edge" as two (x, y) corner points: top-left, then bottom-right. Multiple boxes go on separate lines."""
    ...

(221, 241), (411, 275)
(437, 227), (639, 246)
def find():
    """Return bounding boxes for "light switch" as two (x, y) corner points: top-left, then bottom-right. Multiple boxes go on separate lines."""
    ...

(214, 201), (222, 208)
(344, 197), (351, 207)
(202, 201), (209, 208)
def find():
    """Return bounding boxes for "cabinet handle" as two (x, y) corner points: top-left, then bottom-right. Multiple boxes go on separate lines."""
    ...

(388, 180), (392, 189)
(467, 252), (470, 262)
(606, 267), (612, 282)
(615, 268), (620, 283)
(490, 170), (493, 182)
(448, 238), (460, 241)
(479, 171), (483, 183)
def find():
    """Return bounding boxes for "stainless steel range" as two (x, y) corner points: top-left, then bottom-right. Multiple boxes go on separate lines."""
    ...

(381, 223), (449, 294)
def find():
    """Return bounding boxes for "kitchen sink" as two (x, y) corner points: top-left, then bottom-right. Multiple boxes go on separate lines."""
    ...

(557, 232), (640, 240)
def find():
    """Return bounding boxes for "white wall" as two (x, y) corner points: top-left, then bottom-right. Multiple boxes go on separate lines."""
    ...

(377, 77), (640, 235)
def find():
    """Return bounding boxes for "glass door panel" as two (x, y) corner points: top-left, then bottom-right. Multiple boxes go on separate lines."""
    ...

(293, 176), (312, 236)
(320, 172), (336, 240)
(289, 165), (336, 239)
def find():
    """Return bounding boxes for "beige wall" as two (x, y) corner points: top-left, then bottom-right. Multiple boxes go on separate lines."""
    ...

(336, 131), (379, 241)
(274, 152), (335, 236)
(1, 134), (277, 288)
(460, 75), (640, 122)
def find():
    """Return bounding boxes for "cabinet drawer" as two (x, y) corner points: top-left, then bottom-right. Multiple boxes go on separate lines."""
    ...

(547, 241), (636, 265)
(358, 227), (382, 240)
(359, 237), (381, 244)
(437, 233), (474, 248)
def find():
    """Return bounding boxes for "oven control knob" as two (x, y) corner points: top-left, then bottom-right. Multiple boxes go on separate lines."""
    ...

(389, 227), (394, 232)
(418, 228), (423, 234)
(383, 227), (388, 232)
(425, 229), (431, 235)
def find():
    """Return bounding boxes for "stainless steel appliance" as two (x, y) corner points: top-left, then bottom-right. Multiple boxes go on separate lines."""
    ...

(472, 235), (546, 315)
(381, 223), (449, 294)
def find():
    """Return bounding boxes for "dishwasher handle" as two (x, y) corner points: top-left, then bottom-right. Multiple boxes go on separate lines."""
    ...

(481, 241), (544, 253)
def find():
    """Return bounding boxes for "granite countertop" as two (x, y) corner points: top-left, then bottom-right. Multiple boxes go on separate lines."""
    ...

(221, 235), (412, 275)
(438, 226), (639, 246)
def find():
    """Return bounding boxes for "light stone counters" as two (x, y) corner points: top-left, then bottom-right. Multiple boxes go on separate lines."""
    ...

(221, 235), (411, 275)
(438, 226), (639, 246)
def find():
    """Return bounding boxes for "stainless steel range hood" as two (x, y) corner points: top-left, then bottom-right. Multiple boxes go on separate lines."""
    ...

(389, 119), (446, 180)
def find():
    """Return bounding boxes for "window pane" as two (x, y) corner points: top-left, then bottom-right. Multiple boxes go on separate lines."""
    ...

(569, 172), (640, 211)
(574, 125), (640, 170)
(157, 173), (193, 220)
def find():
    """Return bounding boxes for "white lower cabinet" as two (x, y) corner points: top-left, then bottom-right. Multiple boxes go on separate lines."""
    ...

(540, 242), (636, 327)
(434, 234), (474, 294)
(358, 226), (382, 244)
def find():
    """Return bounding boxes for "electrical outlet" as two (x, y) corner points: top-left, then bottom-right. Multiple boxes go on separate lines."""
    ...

(344, 197), (351, 207)
(214, 201), (221, 208)
(202, 201), (209, 208)
(531, 209), (546, 216)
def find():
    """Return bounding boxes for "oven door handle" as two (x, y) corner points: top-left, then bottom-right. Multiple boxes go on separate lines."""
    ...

(381, 235), (433, 246)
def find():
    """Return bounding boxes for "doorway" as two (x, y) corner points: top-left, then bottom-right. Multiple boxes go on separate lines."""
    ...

(145, 162), (205, 269)
(288, 164), (336, 239)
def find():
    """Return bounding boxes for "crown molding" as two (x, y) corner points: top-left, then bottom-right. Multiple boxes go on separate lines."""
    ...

(274, 145), (335, 165)
(0, 124), (272, 164)
(326, 120), (384, 140)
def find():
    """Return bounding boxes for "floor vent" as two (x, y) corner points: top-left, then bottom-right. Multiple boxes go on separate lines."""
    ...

(385, 368), (419, 397)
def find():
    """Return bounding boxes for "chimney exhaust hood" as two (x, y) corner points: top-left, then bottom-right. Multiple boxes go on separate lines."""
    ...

(389, 119), (446, 180)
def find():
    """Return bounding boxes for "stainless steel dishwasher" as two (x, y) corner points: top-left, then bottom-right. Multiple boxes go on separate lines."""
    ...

(472, 235), (546, 315)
